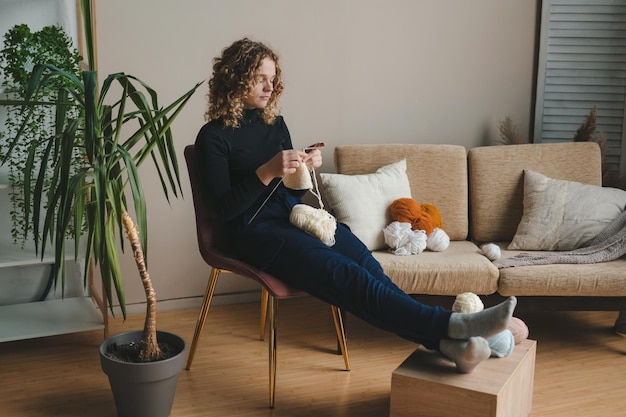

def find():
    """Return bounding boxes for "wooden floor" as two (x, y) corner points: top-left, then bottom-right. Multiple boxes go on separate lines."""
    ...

(1, 296), (625, 417)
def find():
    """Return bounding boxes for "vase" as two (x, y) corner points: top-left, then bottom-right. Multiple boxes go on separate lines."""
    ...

(99, 330), (186, 417)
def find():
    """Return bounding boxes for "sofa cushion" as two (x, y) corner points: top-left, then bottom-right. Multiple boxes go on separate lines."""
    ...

(372, 240), (499, 295)
(319, 159), (412, 250)
(468, 142), (602, 243)
(334, 144), (469, 240)
(509, 170), (626, 251)
(496, 244), (626, 296)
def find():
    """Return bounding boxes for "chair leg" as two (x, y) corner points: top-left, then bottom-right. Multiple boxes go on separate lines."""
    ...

(331, 305), (351, 371)
(268, 294), (278, 408)
(186, 267), (221, 370)
(260, 287), (269, 341)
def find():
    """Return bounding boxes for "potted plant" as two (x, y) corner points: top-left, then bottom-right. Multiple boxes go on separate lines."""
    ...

(0, 1), (200, 416)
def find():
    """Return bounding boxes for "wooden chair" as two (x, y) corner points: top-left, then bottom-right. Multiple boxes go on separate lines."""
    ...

(184, 144), (350, 408)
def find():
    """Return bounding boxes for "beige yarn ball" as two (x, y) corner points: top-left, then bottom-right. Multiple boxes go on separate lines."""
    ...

(290, 204), (336, 246)
(452, 292), (484, 313)
(480, 243), (501, 261)
(427, 228), (450, 252)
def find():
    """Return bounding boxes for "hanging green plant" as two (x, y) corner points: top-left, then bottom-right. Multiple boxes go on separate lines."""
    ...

(0, 0), (202, 366)
(0, 24), (83, 246)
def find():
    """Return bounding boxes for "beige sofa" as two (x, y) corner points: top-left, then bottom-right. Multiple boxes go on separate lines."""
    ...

(330, 141), (626, 333)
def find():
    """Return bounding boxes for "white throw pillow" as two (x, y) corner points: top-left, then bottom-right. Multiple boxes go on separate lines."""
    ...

(508, 169), (626, 251)
(319, 159), (412, 250)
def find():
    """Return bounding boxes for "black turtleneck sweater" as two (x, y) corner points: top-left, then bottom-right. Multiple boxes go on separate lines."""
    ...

(194, 109), (302, 226)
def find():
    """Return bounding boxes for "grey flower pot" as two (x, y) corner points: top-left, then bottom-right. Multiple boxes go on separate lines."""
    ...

(99, 330), (186, 417)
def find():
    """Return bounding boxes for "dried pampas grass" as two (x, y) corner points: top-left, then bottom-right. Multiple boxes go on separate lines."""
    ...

(497, 106), (625, 191)
(573, 106), (625, 191)
(574, 105), (607, 153)
(497, 116), (526, 145)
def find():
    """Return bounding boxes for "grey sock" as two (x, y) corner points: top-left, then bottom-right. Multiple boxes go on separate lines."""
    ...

(440, 337), (491, 373)
(448, 296), (517, 340)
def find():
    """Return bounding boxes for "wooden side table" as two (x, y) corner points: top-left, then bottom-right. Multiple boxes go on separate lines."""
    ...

(390, 339), (536, 417)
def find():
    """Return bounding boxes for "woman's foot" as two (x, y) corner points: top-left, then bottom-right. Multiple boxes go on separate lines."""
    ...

(448, 296), (517, 340)
(440, 337), (491, 373)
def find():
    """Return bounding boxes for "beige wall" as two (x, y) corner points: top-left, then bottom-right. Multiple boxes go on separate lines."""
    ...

(94, 0), (539, 313)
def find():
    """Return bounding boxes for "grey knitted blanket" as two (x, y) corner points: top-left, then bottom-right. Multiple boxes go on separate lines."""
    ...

(495, 210), (626, 268)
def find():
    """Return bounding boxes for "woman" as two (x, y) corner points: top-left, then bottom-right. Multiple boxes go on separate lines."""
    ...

(195, 38), (516, 373)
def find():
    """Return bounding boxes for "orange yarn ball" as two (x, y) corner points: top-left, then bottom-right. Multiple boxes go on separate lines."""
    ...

(390, 198), (421, 221)
(421, 203), (444, 229)
(389, 198), (435, 235)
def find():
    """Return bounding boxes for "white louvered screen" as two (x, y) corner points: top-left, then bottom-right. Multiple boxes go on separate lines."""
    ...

(534, 0), (626, 175)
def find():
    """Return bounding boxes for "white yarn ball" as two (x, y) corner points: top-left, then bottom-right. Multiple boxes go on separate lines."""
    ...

(427, 228), (450, 252)
(452, 292), (484, 313)
(290, 204), (336, 246)
(406, 229), (428, 255)
(383, 222), (427, 255)
(383, 221), (413, 249)
(480, 243), (501, 261)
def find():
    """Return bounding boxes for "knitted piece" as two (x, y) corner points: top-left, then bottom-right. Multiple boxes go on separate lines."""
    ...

(495, 210), (626, 268)
(390, 198), (435, 235)
(283, 163), (312, 190)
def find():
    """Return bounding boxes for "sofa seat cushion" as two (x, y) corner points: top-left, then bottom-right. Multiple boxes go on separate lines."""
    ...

(372, 240), (499, 296)
(495, 243), (626, 296)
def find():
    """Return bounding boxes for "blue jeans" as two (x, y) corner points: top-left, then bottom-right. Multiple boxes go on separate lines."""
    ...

(238, 192), (451, 350)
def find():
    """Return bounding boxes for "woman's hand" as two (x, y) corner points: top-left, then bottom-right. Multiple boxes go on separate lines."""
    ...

(304, 142), (325, 171)
(256, 149), (308, 185)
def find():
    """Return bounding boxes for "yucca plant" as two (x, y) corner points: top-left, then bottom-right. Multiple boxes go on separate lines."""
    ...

(0, 0), (200, 361)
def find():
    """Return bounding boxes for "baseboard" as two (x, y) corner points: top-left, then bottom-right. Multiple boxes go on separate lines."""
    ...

(112, 289), (264, 316)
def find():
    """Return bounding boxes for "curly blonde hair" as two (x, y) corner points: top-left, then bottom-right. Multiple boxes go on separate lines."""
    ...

(205, 38), (284, 127)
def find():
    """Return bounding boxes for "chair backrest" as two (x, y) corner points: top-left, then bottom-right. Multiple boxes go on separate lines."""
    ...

(184, 144), (237, 266)
(184, 144), (303, 298)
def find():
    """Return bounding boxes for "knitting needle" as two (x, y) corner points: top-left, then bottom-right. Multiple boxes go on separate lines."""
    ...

(304, 142), (325, 153)
(248, 178), (284, 224)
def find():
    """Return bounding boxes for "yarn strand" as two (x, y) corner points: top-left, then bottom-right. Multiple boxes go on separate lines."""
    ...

(309, 167), (325, 210)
